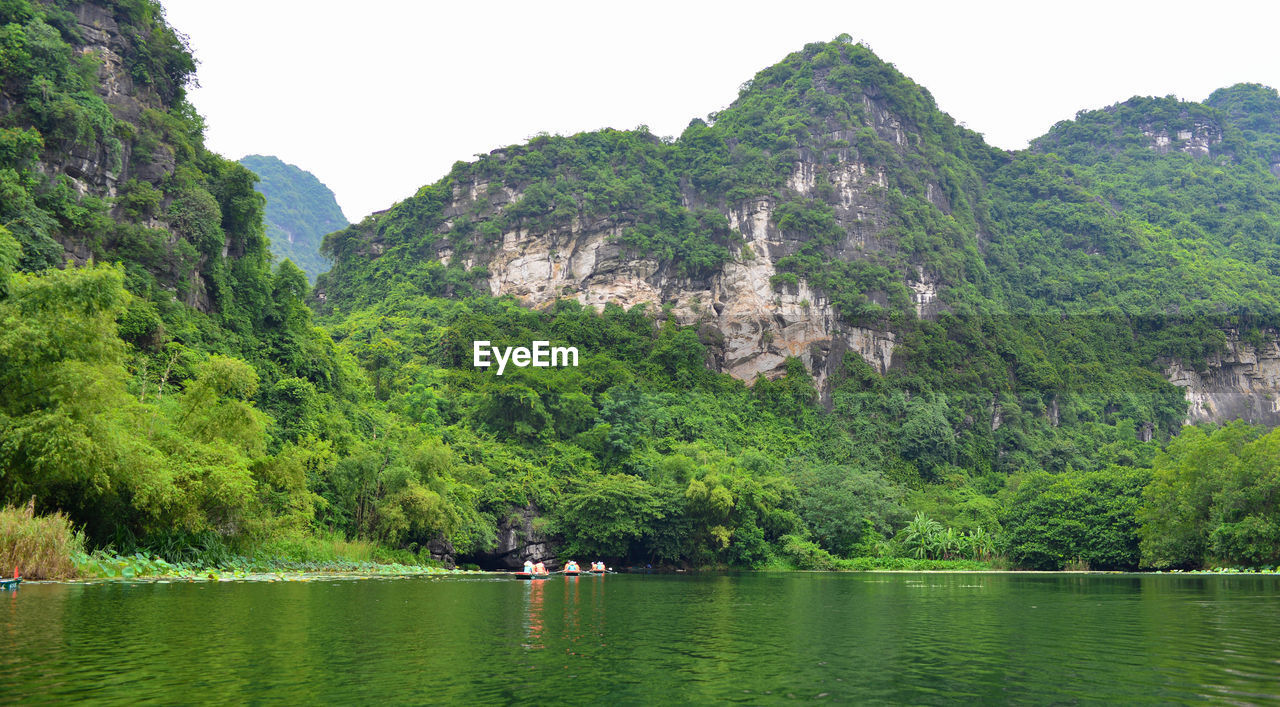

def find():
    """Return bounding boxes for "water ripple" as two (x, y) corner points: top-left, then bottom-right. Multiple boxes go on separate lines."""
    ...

(0, 573), (1278, 703)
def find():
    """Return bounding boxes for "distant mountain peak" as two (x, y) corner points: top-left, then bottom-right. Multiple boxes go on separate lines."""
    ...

(239, 155), (348, 282)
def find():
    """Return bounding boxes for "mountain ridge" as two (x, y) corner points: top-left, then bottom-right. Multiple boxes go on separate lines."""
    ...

(239, 154), (346, 282)
(317, 38), (1280, 422)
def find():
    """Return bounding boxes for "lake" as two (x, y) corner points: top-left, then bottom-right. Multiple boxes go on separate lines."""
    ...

(2, 572), (1278, 703)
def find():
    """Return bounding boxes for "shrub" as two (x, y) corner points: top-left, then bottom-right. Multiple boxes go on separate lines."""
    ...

(778, 533), (837, 570)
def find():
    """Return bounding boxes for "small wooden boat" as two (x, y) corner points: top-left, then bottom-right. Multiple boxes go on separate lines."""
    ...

(563, 569), (581, 577)
(0, 577), (21, 590)
(514, 572), (550, 580)
(587, 568), (607, 574)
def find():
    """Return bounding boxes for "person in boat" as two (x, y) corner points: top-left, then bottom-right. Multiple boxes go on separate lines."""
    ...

(564, 560), (579, 572)
(523, 559), (534, 574)
(533, 561), (547, 575)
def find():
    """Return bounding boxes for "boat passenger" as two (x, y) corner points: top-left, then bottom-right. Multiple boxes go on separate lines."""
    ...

(565, 560), (579, 572)
(534, 561), (547, 575)
(523, 560), (534, 574)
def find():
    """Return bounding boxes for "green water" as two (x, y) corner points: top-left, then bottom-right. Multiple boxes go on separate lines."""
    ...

(2, 572), (1278, 703)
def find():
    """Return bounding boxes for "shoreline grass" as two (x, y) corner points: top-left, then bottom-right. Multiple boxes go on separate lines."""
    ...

(0, 505), (84, 580)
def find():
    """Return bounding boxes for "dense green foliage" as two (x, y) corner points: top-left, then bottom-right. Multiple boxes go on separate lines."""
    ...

(0, 0), (361, 554)
(1138, 423), (1280, 569)
(5, 9), (1280, 572)
(239, 154), (347, 282)
(1001, 467), (1149, 570)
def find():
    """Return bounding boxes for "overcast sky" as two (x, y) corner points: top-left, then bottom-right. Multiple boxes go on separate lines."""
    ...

(162, 1), (1280, 222)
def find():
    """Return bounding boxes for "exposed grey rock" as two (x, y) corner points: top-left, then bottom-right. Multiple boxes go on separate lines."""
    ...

(1165, 328), (1280, 426)
(1142, 121), (1222, 157)
(480, 505), (559, 570)
(134, 144), (176, 184)
(422, 157), (903, 401)
(426, 537), (455, 568)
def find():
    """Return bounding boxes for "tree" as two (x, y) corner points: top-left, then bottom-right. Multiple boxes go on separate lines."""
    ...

(176, 355), (268, 457)
(1003, 466), (1149, 570)
(553, 473), (664, 558)
(1138, 424), (1254, 568)
(0, 227), (18, 299)
(1139, 423), (1280, 569)
(0, 262), (134, 524)
(792, 464), (904, 556)
(899, 397), (956, 478)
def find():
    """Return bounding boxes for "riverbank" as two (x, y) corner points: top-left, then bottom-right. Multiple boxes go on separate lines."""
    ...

(69, 550), (470, 581)
(63, 553), (991, 582)
(60, 567), (480, 584)
(28, 558), (1280, 584)
(834, 557), (993, 571)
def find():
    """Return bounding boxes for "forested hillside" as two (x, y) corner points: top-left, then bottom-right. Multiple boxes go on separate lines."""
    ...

(1, 0), (362, 560)
(3, 2), (1279, 573)
(239, 154), (345, 282)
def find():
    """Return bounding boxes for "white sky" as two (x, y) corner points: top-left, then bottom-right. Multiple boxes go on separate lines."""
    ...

(162, 1), (1280, 222)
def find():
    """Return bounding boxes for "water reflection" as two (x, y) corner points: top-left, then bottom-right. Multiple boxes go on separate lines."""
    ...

(562, 575), (579, 643)
(1, 573), (1278, 703)
(523, 579), (545, 650)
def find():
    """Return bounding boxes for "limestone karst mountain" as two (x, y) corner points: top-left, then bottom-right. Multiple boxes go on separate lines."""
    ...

(318, 38), (1280, 424)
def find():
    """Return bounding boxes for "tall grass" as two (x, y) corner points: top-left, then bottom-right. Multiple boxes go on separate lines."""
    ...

(0, 504), (85, 579)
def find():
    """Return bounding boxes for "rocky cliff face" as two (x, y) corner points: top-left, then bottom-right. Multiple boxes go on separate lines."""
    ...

(316, 40), (982, 398)
(1143, 122), (1222, 157)
(409, 96), (960, 394)
(34, 4), (173, 202)
(0, 1), (254, 314)
(1166, 329), (1280, 426)
(321, 40), (1280, 432)
(432, 159), (909, 393)
(476, 505), (558, 569)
